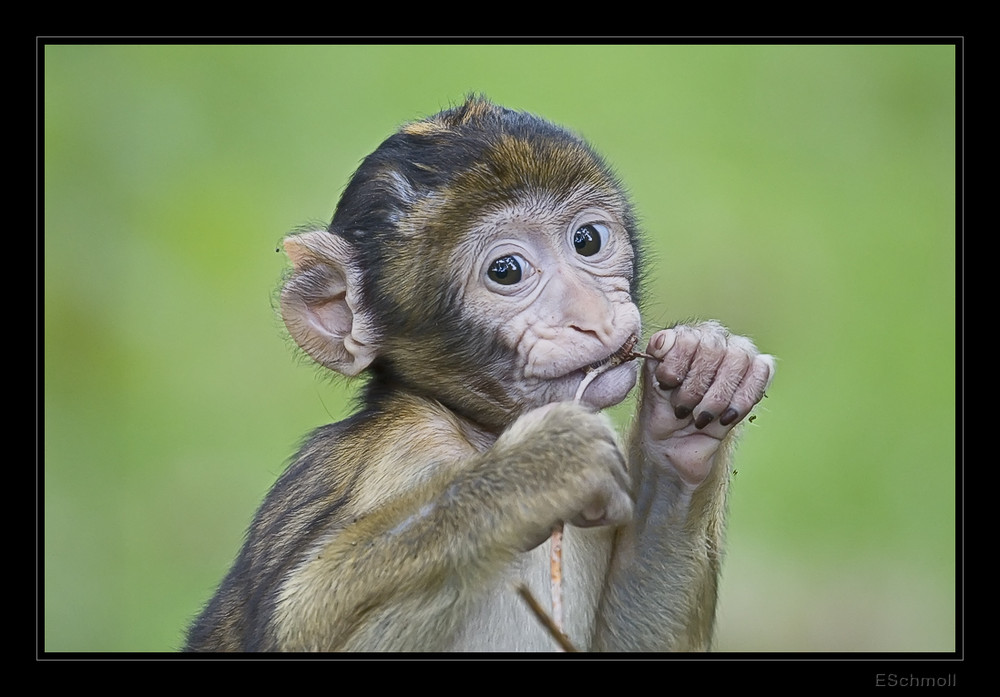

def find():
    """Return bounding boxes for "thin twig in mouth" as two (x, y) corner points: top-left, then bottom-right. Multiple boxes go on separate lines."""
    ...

(574, 334), (650, 402)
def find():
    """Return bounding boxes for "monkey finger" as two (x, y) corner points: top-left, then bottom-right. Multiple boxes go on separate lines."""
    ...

(644, 327), (677, 361)
(690, 338), (754, 429)
(607, 488), (635, 525)
(663, 330), (728, 419)
(718, 353), (776, 426)
(649, 326), (700, 391)
(570, 434), (632, 528)
(569, 485), (634, 528)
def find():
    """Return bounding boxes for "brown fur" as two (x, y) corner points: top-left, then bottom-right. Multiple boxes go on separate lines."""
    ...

(184, 98), (773, 652)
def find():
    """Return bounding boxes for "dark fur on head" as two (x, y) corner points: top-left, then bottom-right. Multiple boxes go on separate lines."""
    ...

(325, 96), (643, 428)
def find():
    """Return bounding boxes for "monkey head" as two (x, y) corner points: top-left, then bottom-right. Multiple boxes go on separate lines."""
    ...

(280, 97), (643, 431)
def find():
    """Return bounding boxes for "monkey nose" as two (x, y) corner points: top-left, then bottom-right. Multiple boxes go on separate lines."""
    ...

(568, 319), (616, 345)
(565, 298), (617, 345)
(545, 269), (618, 344)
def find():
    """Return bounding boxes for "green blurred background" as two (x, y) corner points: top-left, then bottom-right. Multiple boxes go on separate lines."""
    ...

(42, 44), (957, 653)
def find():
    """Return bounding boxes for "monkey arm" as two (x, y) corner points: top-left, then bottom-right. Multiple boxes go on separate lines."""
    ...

(591, 323), (773, 651)
(271, 399), (631, 652)
(590, 428), (733, 651)
(271, 468), (508, 651)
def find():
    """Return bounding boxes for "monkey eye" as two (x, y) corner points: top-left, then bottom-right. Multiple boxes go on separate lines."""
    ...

(573, 223), (610, 257)
(487, 254), (526, 285)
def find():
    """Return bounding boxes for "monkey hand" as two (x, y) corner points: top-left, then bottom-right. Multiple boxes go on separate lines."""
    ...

(493, 402), (634, 548)
(637, 321), (775, 489)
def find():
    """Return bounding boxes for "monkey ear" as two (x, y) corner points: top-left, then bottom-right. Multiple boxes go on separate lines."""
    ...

(279, 230), (378, 376)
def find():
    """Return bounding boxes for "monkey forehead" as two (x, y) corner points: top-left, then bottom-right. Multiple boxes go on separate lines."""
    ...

(448, 134), (627, 215)
(332, 97), (634, 244)
(380, 134), (631, 243)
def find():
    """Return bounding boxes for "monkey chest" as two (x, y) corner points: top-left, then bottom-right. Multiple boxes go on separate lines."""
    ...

(446, 526), (613, 652)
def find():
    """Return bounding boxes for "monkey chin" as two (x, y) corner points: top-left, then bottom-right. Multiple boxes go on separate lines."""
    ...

(575, 360), (640, 409)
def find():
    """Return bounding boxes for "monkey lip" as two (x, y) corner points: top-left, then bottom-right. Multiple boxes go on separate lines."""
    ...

(582, 334), (642, 374)
(573, 347), (641, 408)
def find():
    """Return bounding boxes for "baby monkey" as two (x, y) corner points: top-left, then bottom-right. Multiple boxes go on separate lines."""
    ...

(184, 96), (775, 652)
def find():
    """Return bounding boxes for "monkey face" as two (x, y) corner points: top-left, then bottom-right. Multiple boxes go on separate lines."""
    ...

(458, 195), (642, 412)
(282, 97), (646, 431)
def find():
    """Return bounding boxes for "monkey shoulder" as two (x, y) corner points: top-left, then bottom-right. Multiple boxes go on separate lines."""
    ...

(185, 396), (489, 651)
(260, 395), (486, 533)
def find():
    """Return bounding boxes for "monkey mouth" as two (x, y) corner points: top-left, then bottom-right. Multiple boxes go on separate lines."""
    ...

(573, 334), (644, 406)
(583, 334), (641, 374)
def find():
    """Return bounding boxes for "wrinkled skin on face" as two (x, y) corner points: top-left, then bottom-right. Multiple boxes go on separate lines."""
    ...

(457, 199), (642, 414)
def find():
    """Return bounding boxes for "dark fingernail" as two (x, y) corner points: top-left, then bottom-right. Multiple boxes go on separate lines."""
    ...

(694, 411), (714, 429)
(720, 408), (739, 426)
(674, 405), (692, 419)
(658, 378), (680, 390)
